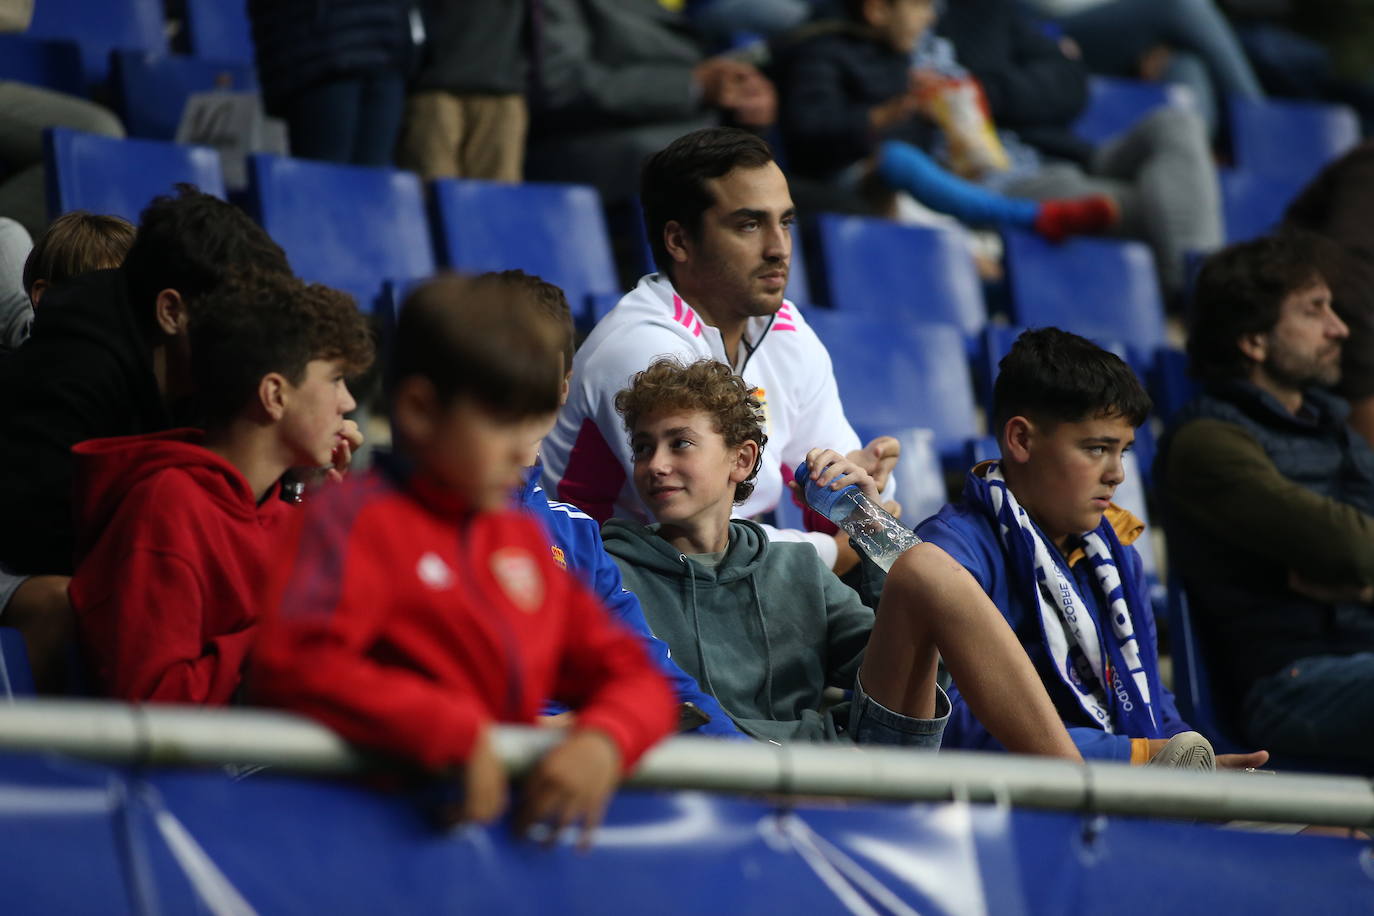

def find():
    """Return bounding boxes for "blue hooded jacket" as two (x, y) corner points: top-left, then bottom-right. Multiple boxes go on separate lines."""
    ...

(916, 472), (1189, 761)
(518, 463), (743, 737)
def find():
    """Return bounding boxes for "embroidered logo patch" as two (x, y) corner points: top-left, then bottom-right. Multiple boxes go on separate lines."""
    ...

(550, 546), (567, 570)
(491, 549), (543, 612)
(416, 551), (455, 590)
(751, 386), (771, 433)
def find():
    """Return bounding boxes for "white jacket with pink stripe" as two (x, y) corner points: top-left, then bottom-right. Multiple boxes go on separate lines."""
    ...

(541, 272), (876, 568)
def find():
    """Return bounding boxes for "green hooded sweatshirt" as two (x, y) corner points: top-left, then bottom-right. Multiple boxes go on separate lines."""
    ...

(601, 517), (874, 743)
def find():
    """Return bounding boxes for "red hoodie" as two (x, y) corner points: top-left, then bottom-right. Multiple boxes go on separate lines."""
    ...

(250, 459), (676, 773)
(69, 429), (295, 704)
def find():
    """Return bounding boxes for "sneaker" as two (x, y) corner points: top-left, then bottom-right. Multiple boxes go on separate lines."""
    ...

(1146, 731), (1216, 770)
(1033, 194), (1120, 242)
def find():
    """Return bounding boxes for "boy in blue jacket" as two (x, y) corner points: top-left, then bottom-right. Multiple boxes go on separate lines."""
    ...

(484, 270), (742, 736)
(916, 328), (1268, 768)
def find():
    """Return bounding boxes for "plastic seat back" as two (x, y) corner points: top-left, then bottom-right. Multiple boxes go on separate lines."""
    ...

(1003, 229), (1166, 361)
(25, 0), (166, 85)
(1219, 168), (1307, 244)
(1228, 97), (1360, 183)
(804, 311), (980, 459)
(811, 214), (986, 344)
(184, 0), (256, 66)
(1073, 76), (1194, 145)
(247, 154), (435, 310)
(0, 35), (85, 96)
(112, 51), (257, 141)
(44, 128), (225, 222)
(432, 180), (619, 326)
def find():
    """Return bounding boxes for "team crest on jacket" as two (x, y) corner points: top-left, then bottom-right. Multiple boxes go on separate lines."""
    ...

(416, 551), (455, 589)
(491, 549), (543, 611)
(550, 546), (567, 570)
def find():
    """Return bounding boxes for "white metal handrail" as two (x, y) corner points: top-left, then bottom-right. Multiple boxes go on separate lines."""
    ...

(0, 699), (1369, 829)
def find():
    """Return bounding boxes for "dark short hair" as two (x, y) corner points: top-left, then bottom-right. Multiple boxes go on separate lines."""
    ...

(189, 272), (375, 426)
(1187, 232), (1328, 383)
(992, 327), (1152, 433)
(390, 273), (564, 418)
(471, 269), (575, 374)
(122, 184), (291, 334)
(615, 357), (768, 504)
(640, 127), (775, 276)
(22, 210), (136, 294)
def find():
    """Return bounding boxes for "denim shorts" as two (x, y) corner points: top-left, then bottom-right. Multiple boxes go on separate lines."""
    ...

(847, 674), (949, 750)
(0, 562), (27, 617)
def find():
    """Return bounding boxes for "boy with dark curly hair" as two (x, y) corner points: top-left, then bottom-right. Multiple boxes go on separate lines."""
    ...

(602, 356), (1081, 757)
(70, 271), (374, 704)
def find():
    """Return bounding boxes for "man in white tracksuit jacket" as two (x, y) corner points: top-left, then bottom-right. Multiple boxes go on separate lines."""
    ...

(541, 127), (898, 572)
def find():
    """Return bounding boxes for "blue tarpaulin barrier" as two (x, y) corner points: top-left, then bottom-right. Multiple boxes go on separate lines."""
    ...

(0, 751), (1370, 915)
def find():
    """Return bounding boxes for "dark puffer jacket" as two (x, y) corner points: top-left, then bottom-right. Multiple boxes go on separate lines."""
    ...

(248, 0), (416, 104)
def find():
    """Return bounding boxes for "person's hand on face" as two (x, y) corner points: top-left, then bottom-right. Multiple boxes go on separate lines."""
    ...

(325, 419), (364, 484)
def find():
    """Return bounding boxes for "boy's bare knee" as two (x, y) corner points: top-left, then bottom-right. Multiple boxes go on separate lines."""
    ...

(886, 542), (963, 593)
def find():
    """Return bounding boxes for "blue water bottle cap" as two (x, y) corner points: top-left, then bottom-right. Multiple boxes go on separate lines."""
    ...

(795, 460), (859, 519)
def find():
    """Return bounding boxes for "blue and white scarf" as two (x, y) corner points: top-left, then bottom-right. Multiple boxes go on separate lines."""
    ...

(971, 463), (1161, 737)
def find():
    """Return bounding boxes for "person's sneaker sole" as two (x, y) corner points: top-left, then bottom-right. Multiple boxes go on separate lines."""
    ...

(1147, 730), (1216, 770)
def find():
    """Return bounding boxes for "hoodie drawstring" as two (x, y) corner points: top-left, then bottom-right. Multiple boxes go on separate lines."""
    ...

(681, 555), (724, 711)
(748, 576), (776, 721)
(680, 554), (777, 727)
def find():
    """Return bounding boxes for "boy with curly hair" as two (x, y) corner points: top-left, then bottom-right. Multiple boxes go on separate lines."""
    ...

(602, 356), (1081, 757)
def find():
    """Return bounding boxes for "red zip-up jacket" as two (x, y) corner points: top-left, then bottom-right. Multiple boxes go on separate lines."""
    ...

(250, 460), (676, 773)
(69, 429), (295, 704)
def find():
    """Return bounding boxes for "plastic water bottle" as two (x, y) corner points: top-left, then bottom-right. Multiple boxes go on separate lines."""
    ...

(795, 460), (922, 572)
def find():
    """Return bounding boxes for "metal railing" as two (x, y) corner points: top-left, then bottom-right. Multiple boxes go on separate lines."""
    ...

(0, 699), (1370, 829)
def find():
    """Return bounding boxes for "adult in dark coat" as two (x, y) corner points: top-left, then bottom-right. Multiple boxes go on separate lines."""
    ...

(525, 0), (776, 205)
(248, 0), (416, 166)
(1284, 141), (1374, 446)
(0, 187), (291, 687)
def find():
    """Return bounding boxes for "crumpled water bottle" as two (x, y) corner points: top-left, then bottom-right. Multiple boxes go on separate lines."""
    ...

(796, 460), (922, 573)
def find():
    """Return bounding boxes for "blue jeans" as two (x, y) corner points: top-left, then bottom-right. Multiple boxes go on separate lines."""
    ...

(278, 73), (406, 167)
(1049, 0), (1263, 135)
(1242, 653), (1374, 763)
(847, 675), (949, 750)
(876, 140), (1040, 229)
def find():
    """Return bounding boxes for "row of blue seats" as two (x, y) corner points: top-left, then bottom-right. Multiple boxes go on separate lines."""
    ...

(45, 126), (1205, 447)
(0, 0), (249, 87)
(0, 0), (1361, 195)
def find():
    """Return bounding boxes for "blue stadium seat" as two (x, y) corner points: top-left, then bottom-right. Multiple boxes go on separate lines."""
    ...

(1228, 96), (1360, 184)
(961, 435), (999, 470)
(810, 214), (987, 346)
(112, 51), (258, 141)
(1219, 168), (1307, 244)
(1149, 345), (1197, 423)
(183, 0), (256, 67)
(1073, 76), (1193, 146)
(247, 154), (435, 311)
(0, 34), (85, 96)
(24, 0), (166, 86)
(0, 628), (36, 698)
(1002, 229), (1166, 363)
(802, 311), (980, 462)
(431, 179), (619, 327)
(44, 128), (225, 222)
(1165, 582), (1242, 752)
